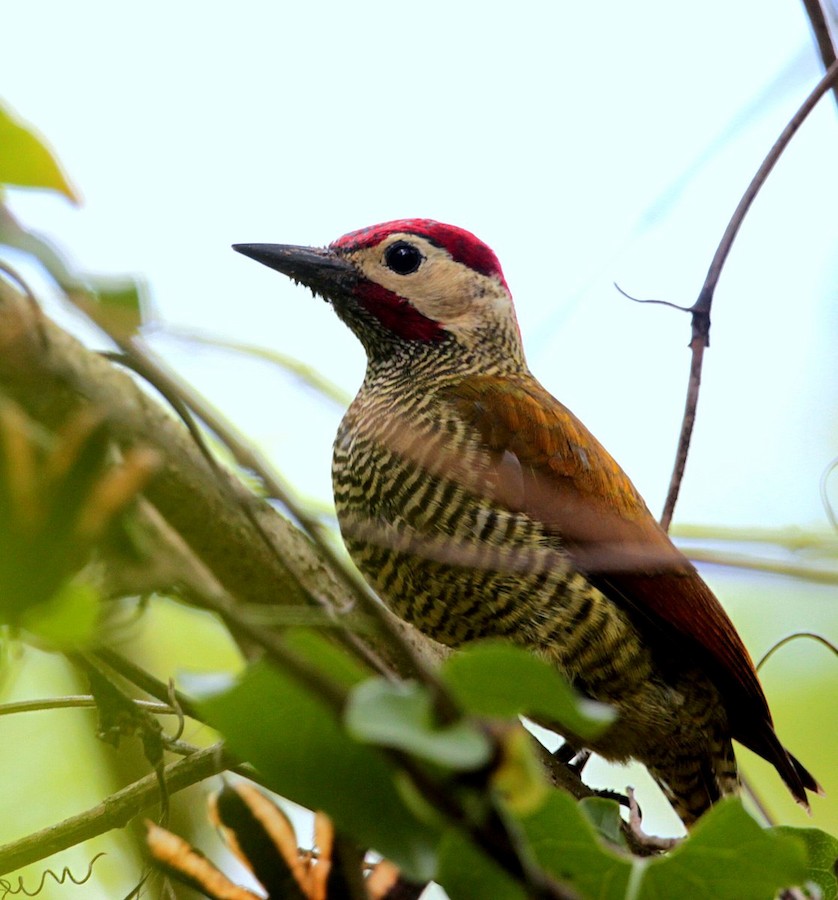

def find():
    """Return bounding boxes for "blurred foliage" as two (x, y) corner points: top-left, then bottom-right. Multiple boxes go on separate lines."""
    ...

(441, 642), (615, 741)
(163, 329), (354, 410)
(199, 640), (825, 899)
(199, 634), (440, 883)
(673, 523), (838, 587)
(0, 100), (79, 204)
(0, 99), (144, 339)
(0, 400), (156, 645)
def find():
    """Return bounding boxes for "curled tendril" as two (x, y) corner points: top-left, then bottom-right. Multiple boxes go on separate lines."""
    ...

(756, 632), (838, 671)
(165, 678), (185, 743)
(612, 281), (693, 313)
(819, 456), (838, 532)
(0, 852), (105, 898)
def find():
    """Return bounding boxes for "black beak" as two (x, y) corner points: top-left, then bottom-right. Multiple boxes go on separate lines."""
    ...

(233, 243), (357, 299)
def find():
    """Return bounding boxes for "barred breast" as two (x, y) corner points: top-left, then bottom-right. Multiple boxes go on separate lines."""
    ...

(333, 384), (653, 701)
(332, 379), (736, 823)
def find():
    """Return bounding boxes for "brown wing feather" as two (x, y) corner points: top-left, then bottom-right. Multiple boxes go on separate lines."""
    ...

(444, 374), (819, 802)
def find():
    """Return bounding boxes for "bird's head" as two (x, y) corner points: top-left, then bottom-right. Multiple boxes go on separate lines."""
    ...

(234, 219), (525, 368)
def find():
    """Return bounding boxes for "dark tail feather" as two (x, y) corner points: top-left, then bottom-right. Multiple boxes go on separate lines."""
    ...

(743, 722), (821, 811)
(771, 744), (821, 812)
(790, 752), (823, 800)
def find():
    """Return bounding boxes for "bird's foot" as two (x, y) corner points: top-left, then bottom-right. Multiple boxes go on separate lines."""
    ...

(626, 787), (682, 853)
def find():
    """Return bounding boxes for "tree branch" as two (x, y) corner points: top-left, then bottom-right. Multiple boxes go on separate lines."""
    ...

(0, 275), (441, 676)
(0, 744), (234, 878)
(660, 59), (838, 529)
(801, 0), (838, 109)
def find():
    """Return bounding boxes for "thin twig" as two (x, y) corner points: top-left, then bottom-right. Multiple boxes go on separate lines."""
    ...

(756, 632), (838, 670)
(0, 744), (234, 877)
(740, 773), (778, 828)
(661, 341), (705, 531)
(660, 59), (838, 530)
(0, 696), (175, 717)
(699, 60), (838, 300)
(670, 522), (838, 551)
(800, 0), (838, 108)
(157, 325), (353, 409)
(819, 455), (838, 531)
(613, 282), (691, 312)
(93, 647), (203, 721)
(683, 547), (838, 585)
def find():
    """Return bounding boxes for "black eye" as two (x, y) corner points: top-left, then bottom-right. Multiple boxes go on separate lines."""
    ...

(384, 241), (423, 275)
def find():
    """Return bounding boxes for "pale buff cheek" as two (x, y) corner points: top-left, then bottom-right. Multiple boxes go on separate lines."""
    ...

(411, 269), (507, 324)
(348, 240), (515, 325)
(443, 287), (522, 344)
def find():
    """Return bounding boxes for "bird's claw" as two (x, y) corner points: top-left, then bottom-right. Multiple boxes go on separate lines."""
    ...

(626, 787), (682, 852)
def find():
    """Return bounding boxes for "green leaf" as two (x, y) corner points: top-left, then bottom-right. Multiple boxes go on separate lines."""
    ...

(182, 628), (369, 697)
(436, 828), (528, 900)
(513, 788), (633, 899)
(578, 796), (626, 848)
(283, 627), (371, 688)
(508, 790), (811, 900)
(0, 101), (79, 203)
(640, 799), (808, 900)
(198, 660), (439, 882)
(441, 641), (615, 740)
(345, 677), (492, 769)
(773, 827), (838, 900)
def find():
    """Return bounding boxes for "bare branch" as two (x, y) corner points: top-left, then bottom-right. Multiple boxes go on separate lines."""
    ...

(800, 0), (838, 108)
(682, 547), (838, 584)
(0, 695), (176, 717)
(156, 325), (353, 409)
(660, 59), (838, 530)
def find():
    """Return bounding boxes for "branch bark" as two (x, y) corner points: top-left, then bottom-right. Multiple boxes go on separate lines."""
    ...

(659, 59), (838, 530)
(0, 276), (437, 674)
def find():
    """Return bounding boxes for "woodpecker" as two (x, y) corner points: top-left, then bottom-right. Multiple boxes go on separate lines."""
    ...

(234, 220), (819, 826)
